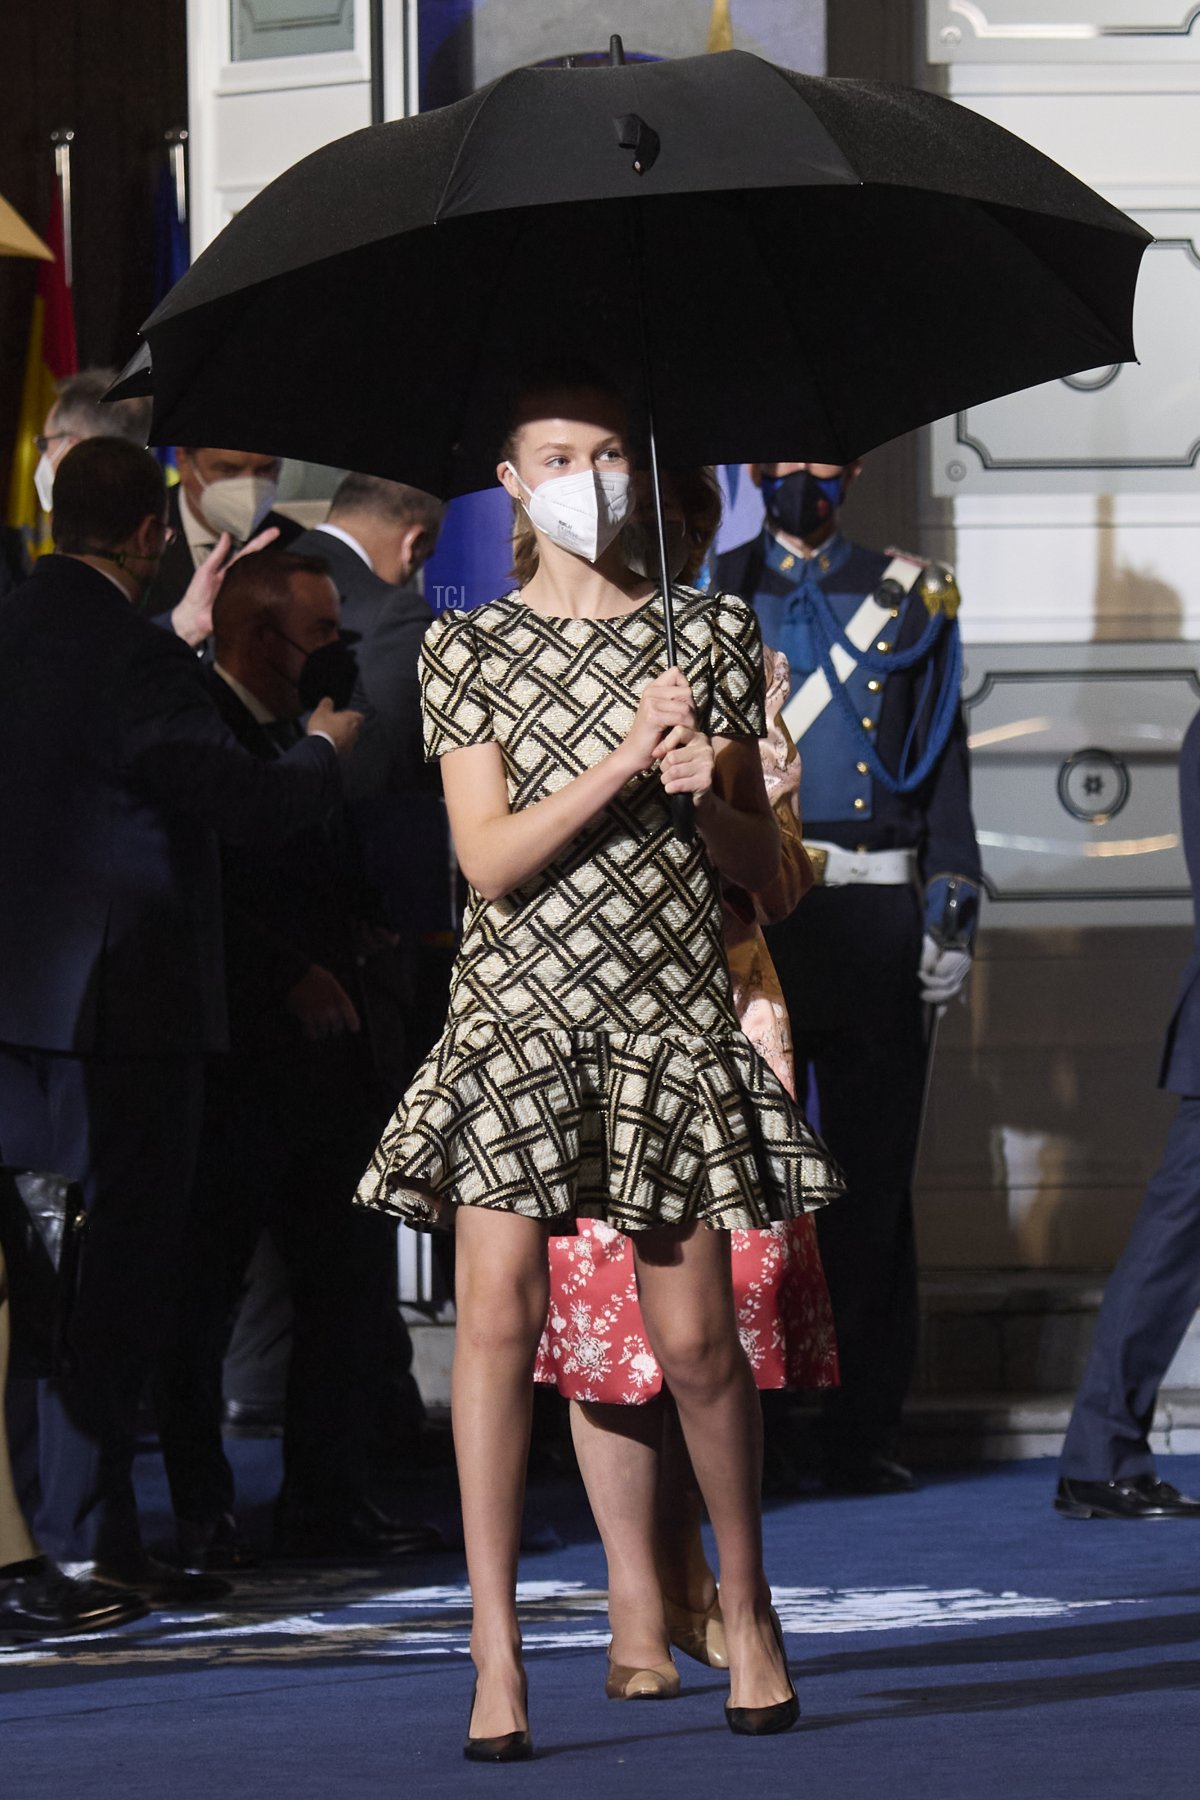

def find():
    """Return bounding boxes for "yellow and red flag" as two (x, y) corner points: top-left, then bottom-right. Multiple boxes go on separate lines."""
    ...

(6, 191), (77, 554)
(707, 0), (734, 53)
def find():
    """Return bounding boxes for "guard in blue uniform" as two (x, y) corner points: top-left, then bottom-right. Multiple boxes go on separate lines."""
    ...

(717, 461), (982, 1492)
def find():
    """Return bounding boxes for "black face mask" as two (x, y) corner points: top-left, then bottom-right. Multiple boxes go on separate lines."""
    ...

(760, 469), (845, 538)
(277, 628), (361, 711)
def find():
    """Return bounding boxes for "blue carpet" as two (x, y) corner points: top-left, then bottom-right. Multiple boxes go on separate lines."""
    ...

(3, 1445), (1200, 1799)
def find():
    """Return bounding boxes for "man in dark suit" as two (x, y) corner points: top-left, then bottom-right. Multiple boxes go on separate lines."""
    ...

(145, 445), (301, 618)
(291, 476), (451, 1077)
(287, 478), (451, 1471)
(1057, 710), (1200, 1520)
(154, 548), (430, 1562)
(0, 441), (360, 1624)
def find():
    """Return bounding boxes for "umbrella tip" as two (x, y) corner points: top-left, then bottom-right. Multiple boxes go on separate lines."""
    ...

(608, 34), (626, 66)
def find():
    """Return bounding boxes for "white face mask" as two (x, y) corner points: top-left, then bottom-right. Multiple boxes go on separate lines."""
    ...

(34, 453), (56, 514)
(195, 471), (278, 543)
(507, 462), (631, 564)
(621, 517), (688, 582)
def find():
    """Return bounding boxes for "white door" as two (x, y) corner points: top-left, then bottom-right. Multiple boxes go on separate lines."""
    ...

(186, 0), (416, 258)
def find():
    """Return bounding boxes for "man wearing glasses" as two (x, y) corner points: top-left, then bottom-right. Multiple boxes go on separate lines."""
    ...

(0, 438), (361, 1634)
(29, 370), (275, 649)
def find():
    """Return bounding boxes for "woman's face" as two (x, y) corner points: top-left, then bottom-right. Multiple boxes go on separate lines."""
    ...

(498, 387), (632, 499)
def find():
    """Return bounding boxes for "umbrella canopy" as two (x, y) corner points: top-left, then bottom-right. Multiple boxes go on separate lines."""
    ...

(0, 193), (52, 261)
(129, 48), (1148, 497)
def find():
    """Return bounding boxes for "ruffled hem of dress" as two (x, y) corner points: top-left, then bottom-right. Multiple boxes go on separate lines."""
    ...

(354, 1014), (843, 1235)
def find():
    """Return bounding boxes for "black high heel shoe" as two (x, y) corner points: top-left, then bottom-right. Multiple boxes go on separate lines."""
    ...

(463, 1673), (533, 1763)
(724, 1608), (800, 1738)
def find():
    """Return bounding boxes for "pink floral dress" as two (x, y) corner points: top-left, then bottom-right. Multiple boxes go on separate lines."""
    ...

(534, 647), (840, 1400)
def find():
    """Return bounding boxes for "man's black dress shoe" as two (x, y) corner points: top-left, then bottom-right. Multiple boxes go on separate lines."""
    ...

(92, 1554), (234, 1604)
(221, 1398), (284, 1438)
(177, 1513), (259, 1573)
(273, 1505), (443, 1561)
(1055, 1475), (1200, 1520)
(821, 1453), (915, 1496)
(0, 1561), (149, 1640)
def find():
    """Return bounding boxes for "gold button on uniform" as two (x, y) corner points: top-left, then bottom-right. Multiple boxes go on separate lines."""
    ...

(856, 761), (869, 774)
(867, 678), (881, 693)
(876, 639), (891, 652)
(862, 717), (874, 731)
(853, 797), (866, 811)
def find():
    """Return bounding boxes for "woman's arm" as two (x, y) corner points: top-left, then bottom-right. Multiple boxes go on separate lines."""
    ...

(440, 668), (696, 902)
(655, 726), (781, 892)
(694, 737), (781, 893)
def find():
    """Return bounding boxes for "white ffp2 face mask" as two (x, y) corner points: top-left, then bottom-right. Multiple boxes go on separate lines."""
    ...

(195, 472), (278, 543)
(507, 462), (631, 563)
(34, 453), (56, 514)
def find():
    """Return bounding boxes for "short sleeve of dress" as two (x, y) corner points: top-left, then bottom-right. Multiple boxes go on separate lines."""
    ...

(708, 592), (766, 740)
(419, 609), (495, 761)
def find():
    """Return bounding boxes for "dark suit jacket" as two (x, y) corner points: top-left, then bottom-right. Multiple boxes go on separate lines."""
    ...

(0, 557), (341, 1057)
(142, 485), (302, 617)
(205, 668), (371, 1055)
(288, 527), (450, 935)
(1160, 709), (1200, 1094)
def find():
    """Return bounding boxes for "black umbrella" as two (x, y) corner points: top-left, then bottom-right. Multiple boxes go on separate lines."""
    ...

(120, 39), (1148, 830)
(128, 41), (1147, 488)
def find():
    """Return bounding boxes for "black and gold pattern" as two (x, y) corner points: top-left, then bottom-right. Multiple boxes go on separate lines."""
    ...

(356, 586), (842, 1232)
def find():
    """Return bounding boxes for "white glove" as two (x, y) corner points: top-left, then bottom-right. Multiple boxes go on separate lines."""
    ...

(919, 933), (972, 1008)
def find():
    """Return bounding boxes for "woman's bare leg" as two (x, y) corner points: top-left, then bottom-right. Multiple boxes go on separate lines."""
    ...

(632, 1225), (790, 1711)
(453, 1206), (549, 1738)
(569, 1398), (671, 1668)
(655, 1397), (717, 1615)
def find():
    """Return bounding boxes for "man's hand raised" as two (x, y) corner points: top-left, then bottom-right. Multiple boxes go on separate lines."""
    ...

(307, 698), (363, 757)
(169, 524), (282, 647)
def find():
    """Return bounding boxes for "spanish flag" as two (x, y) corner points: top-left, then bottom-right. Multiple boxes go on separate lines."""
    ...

(6, 191), (77, 555)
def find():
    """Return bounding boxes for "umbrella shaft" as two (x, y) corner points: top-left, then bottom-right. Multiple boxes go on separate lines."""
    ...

(625, 197), (677, 670)
(644, 413), (677, 669)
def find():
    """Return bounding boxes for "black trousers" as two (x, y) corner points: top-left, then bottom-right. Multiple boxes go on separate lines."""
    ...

(1061, 1094), (1200, 1482)
(0, 1045), (203, 1564)
(154, 1042), (391, 1528)
(767, 883), (927, 1459)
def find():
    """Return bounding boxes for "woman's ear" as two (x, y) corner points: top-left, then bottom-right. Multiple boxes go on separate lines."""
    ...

(497, 460), (523, 502)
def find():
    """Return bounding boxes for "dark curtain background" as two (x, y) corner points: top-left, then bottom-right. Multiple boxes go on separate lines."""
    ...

(0, 0), (187, 498)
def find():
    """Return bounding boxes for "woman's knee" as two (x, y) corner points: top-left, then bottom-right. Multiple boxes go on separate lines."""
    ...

(454, 1212), (548, 1358)
(651, 1320), (744, 1401)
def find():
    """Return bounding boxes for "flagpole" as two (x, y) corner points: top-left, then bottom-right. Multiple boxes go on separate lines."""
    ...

(166, 128), (189, 226)
(50, 129), (74, 290)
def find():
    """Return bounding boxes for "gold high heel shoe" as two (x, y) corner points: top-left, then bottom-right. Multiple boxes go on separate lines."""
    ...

(605, 1648), (681, 1700)
(663, 1593), (728, 1670)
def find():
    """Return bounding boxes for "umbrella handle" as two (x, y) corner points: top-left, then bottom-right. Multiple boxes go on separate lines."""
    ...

(668, 791), (696, 844)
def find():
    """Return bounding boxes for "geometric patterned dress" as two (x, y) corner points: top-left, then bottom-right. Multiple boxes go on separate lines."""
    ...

(355, 586), (843, 1234)
(534, 646), (840, 1398)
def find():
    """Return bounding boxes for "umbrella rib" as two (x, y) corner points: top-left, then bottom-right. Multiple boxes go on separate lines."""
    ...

(432, 76), (511, 224)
